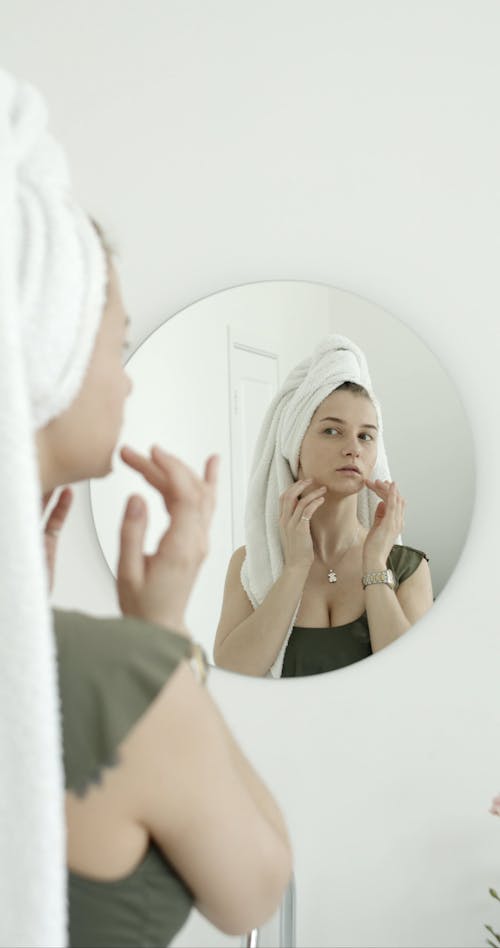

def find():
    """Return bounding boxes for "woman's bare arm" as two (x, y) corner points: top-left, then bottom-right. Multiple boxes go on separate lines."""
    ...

(214, 481), (326, 676)
(362, 480), (433, 652)
(365, 557), (433, 652)
(213, 546), (309, 676)
(121, 660), (293, 935)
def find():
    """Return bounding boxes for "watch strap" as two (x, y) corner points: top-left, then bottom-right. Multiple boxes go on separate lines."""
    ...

(362, 568), (397, 590)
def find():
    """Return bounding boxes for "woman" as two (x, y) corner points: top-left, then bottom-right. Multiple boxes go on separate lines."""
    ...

(0, 73), (292, 947)
(214, 336), (433, 678)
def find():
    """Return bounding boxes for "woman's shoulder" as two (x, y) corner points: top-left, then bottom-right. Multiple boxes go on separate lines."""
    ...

(53, 608), (192, 670)
(53, 610), (194, 795)
(387, 544), (430, 585)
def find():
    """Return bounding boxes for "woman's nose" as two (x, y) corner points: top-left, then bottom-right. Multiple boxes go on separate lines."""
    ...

(342, 437), (359, 457)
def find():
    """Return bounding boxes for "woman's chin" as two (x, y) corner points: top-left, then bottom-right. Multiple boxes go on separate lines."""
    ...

(327, 479), (364, 498)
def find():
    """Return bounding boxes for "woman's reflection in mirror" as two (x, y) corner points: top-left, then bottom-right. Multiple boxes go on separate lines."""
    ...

(214, 335), (433, 678)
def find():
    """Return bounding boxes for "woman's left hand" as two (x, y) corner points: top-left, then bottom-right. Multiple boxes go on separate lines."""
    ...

(362, 479), (405, 570)
(42, 486), (73, 592)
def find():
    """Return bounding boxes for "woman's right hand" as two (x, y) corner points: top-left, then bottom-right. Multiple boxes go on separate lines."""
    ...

(117, 444), (219, 635)
(278, 479), (326, 571)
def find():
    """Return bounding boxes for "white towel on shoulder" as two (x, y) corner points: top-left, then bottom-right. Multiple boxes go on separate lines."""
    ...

(0, 70), (106, 947)
(240, 334), (395, 678)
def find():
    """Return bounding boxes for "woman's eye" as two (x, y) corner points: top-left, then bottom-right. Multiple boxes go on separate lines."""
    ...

(324, 427), (339, 436)
(359, 432), (373, 442)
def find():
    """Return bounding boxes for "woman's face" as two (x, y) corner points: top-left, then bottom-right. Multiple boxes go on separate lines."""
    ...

(38, 262), (132, 488)
(298, 388), (378, 495)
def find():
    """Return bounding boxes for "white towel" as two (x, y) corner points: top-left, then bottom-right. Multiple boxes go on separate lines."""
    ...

(240, 334), (396, 678)
(0, 70), (106, 947)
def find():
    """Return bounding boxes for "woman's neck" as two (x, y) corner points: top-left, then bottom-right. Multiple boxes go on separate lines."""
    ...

(309, 492), (363, 562)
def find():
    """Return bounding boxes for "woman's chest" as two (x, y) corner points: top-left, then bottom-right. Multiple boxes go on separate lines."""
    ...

(294, 555), (366, 628)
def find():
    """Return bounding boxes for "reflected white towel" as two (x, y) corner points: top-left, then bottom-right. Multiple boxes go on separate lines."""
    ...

(240, 334), (396, 678)
(0, 70), (106, 946)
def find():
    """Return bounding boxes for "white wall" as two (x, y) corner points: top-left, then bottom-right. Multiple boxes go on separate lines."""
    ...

(2, 3), (499, 946)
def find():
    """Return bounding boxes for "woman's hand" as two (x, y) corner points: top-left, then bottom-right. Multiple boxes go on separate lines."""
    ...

(278, 479), (326, 571)
(362, 479), (405, 571)
(42, 486), (73, 592)
(117, 444), (218, 635)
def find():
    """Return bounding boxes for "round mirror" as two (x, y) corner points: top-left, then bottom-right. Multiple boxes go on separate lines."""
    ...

(90, 281), (474, 671)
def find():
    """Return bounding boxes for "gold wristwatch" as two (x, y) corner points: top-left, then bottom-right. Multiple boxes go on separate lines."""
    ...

(362, 568), (397, 590)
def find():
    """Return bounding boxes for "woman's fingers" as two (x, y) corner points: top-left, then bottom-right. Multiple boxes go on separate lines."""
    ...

(44, 486), (73, 535)
(203, 454), (220, 487)
(122, 444), (213, 494)
(365, 478), (392, 499)
(117, 494), (147, 594)
(385, 483), (405, 524)
(366, 479), (405, 508)
(150, 445), (199, 491)
(200, 455), (220, 521)
(285, 479), (314, 502)
(121, 445), (216, 516)
(373, 499), (386, 523)
(297, 495), (325, 524)
(290, 486), (327, 524)
(369, 483), (405, 535)
(121, 445), (167, 492)
(279, 478), (313, 519)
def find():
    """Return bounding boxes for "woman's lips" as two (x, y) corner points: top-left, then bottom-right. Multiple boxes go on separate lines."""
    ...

(336, 466), (361, 475)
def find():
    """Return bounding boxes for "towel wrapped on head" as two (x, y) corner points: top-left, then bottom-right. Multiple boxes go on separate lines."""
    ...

(240, 333), (395, 678)
(12, 75), (107, 428)
(0, 69), (106, 946)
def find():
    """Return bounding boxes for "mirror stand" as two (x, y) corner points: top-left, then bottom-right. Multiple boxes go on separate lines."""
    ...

(242, 873), (296, 948)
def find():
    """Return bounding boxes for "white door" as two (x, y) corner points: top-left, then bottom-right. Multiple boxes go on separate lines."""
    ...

(228, 336), (279, 549)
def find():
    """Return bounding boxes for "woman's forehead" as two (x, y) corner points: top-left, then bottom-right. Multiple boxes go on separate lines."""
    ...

(313, 388), (377, 422)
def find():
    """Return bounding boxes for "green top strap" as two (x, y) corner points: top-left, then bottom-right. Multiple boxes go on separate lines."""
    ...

(53, 610), (193, 796)
(387, 544), (429, 586)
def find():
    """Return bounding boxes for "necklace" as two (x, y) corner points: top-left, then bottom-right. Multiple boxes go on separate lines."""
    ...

(324, 525), (360, 583)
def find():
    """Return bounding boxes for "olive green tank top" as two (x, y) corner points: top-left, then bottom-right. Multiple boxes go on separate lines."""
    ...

(281, 545), (429, 678)
(53, 609), (197, 947)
